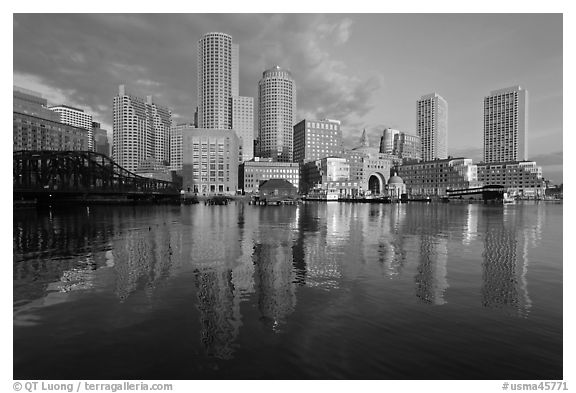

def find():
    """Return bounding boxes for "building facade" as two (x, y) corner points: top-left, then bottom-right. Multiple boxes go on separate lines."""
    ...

(182, 128), (239, 195)
(49, 105), (93, 150)
(293, 118), (343, 163)
(396, 158), (480, 197)
(13, 87), (88, 151)
(379, 128), (422, 161)
(417, 93), (448, 161)
(170, 123), (195, 171)
(240, 158), (300, 194)
(13, 86), (61, 122)
(112, 85), (172, 172)
(258, 65), (297, 162)
(14, 112), (89, 151)
(232, 96), (254, 162)
(92, 122), (110, 156)
(197, 32), (233, 129)
(483, 86), (528, 163)
(476, 161), (545, 197)
(301, 157), (359, 197)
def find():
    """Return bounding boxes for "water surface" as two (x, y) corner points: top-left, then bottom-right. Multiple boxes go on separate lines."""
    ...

(13, 202), (563, 379)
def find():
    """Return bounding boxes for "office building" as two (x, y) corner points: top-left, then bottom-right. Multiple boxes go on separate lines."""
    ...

(396, 158), (480, 196)
(476, 161), (545, 197)
(112, 85), (172, 172)
(301, 157), (359, 197)
(417, 93), (448, 161)
(258, 65), (297, 162)
(379, 128), (421, 161)
(182, 128), (239, 195)
(197, 32), (233, 129)
(49, 105), (93, 150)
(13, 86), (61, 122)
(13, 87), (88, 151)
(293, 119), (343, 163)
(170, 123), (194, 171)
(92, 122), (110, 156)
(483, 86), (528, 163)
(240, 158), (300, 194)
(232, 96), (254, 162)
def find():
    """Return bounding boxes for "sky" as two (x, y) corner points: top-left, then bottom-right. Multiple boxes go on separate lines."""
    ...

(12, 13), (563, 183)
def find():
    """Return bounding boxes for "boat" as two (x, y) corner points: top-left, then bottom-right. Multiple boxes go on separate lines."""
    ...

(503, 192), (516, 204)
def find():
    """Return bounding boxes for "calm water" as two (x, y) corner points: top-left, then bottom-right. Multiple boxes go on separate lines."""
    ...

(13, 202), (563, 380)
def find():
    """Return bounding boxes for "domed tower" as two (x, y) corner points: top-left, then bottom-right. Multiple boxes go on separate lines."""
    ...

(386, 172), (406, 199)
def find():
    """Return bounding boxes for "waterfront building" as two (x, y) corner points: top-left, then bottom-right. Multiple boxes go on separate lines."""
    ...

(92, 122), (110, 156)
(301, 157), (359, 197)
(386, 173), (406, 199)
(258, 65), (297, 162)
(476, 161), (545, 198)
(49, 105), (93, 150)
(396, 157), (480, 197)
(239, 157), (300, 194)
(13, 87), (89, 151)
(259, 179), (298, 199)
(342, 130), (399, 196)
(13, 111), (89, 151)
(417, 93), (448, 161)
(293, 118), (343, 163)
(170, 123), (194, 171)
(182, 128), (239, 195)
(483, 86), (528, 163)
(232, 96), (254, 162)
(112, 85), (172, 172)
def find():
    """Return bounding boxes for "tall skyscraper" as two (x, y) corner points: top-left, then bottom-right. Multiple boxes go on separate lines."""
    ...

(258, 65), (297, 162)
(112, 85), (172, 172)
(49, 105), (93, 150)
(197, 32), (233, 129)
(293, 118), (343, 163)
(416, 93), (448, 161)
(483, 86), (528, 163)
(232, 96), (254, 162)
(170, 122), (195, 171)
(92, 121), (110, 157)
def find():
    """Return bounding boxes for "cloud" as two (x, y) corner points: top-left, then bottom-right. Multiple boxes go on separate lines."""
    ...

(13, 14), (381, 144)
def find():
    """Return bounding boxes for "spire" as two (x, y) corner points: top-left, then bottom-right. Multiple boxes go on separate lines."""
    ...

(360, 129), (369, 148)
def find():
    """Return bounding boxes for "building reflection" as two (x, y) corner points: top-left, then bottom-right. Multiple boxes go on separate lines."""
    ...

(252, 207), (298, 332)
(414, 236), (449, 305)
(480, 207), (532, 316)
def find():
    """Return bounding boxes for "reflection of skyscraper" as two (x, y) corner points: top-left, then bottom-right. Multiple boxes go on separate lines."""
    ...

(481, 210), (531, 316)
(193, 268), (239, 359)
(252, 208), (298, 331)
(414, 236), (449, 305)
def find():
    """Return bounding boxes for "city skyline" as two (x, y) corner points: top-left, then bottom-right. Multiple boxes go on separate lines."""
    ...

(12, 14), (562, 182)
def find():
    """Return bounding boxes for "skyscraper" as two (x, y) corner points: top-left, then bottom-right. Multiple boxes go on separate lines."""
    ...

(197, 32), (233, 129)
(49, 105), (93, 150)
(483, 86), (528, 163)
(112, 85), (172, 172)
(416, 93), (448, 161)
(232, 96), (254, 162)
(258, 65), (297, 162)
(380, 128), (400, 155)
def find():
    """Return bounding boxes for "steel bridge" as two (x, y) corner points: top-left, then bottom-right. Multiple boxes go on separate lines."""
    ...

(14, 150), (179, 201)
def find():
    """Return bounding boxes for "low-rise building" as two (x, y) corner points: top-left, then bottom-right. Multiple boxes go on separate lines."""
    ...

(301, 157), (360, 198)
(239, 158), (300, 194)
(476, 161), (546, 198)
(259, 179), (298, 199)
(13, 111), (89, 151)
(396, 157), (480, 196)
(182, 128), (239, 195)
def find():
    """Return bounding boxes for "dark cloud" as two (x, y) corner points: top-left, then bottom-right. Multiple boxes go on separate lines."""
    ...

(14, 14), (381, 136)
